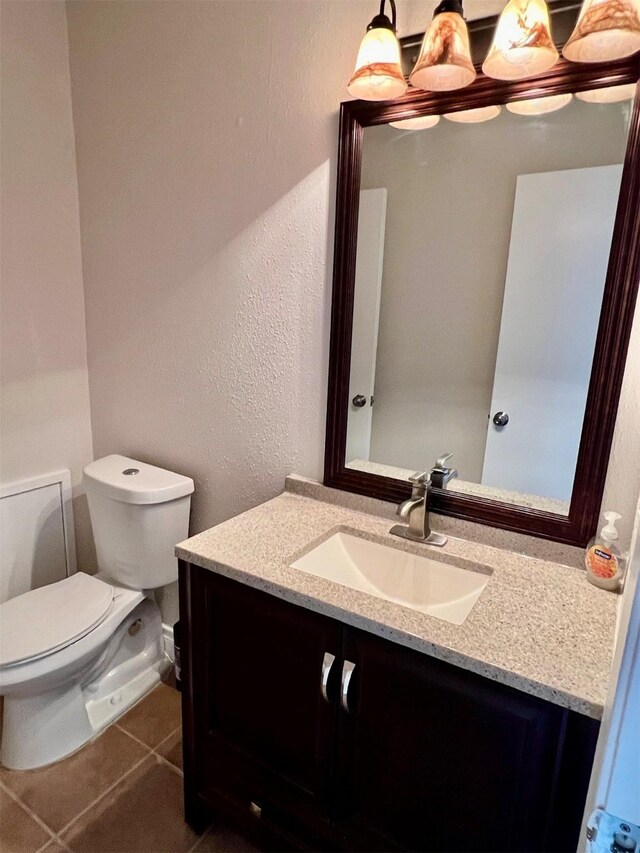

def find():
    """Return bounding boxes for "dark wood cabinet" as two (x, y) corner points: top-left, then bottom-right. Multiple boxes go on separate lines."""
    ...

(180, 563), (598, 852)
(334, 629), (571, 852)
(181, 565), (341, 849)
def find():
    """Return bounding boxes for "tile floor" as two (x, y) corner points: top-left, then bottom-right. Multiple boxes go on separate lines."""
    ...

(0, 684), (261, 853)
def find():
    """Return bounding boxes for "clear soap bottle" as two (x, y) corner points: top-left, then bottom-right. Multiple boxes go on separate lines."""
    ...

(585, 511), (624, 591)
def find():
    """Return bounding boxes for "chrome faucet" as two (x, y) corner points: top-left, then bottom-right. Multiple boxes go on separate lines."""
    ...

(390, 472), (447, 546)
(430, 452), (458, 489)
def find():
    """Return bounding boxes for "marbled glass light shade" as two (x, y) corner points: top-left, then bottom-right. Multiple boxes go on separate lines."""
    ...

(483, 0), (558, 80)
(506, 93), (573, 113)
(348, 26), (407, 101)
(576, 82), (637, 101)
(409, 11), (476, 91)
(444, 104), (502, 122)
(390, 115), (441, 129)
(562, 0), (640, 62)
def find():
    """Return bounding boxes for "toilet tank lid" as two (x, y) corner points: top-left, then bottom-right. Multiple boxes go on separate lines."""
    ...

(83, 455), (194, 505)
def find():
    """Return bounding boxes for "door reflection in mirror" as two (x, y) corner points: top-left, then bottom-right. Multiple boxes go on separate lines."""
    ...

(346, 189), (387, 463)
(482, 164), (622, 503)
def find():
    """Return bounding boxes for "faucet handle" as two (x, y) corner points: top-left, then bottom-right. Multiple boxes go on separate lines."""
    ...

(431, 453), (458, 490)
(434, 453), (453, 470)
(408, 472), (429, 498)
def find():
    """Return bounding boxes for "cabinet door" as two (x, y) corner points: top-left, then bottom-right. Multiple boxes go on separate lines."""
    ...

(335, 628), (567, 852)
(185, 566), (341, 845)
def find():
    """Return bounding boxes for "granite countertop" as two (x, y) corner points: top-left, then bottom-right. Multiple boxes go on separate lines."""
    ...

(176, 490), (617, 719)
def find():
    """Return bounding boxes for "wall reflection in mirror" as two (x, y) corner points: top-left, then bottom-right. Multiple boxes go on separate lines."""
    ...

(345, 91), (633, 515)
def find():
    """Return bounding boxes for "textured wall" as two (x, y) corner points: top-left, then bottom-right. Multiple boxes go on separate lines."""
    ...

(0, 0), (95, 569)
(65, 0), (375, 620)
(64, 0), (639, 627)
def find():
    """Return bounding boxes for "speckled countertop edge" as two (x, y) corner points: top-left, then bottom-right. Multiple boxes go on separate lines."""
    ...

(176, 491), (617, 719)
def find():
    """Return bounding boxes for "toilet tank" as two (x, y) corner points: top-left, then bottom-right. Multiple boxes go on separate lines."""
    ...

(83, 455), (194, 590)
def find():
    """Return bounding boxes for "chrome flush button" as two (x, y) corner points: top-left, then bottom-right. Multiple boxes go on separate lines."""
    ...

(122, 468), (140, 475)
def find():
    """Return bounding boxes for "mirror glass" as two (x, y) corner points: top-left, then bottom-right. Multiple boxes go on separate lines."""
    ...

(346, 93), (633, 514)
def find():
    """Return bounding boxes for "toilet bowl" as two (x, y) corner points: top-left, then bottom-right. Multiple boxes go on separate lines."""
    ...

(0, 455), (194, 770)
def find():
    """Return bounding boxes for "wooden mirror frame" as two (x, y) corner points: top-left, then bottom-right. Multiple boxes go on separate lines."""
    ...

(324, 9), (640, 547)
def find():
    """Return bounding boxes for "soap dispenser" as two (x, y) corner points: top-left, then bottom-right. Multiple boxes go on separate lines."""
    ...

(585, 511), (624, 591)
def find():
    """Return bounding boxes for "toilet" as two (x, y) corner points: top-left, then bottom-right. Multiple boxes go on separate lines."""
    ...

(0, 455), (194, 770)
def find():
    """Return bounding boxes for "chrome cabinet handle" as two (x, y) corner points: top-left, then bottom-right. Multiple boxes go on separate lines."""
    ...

(320, 652), (336, 704)
(493, 411), (509, 427)
(340, 660), (356, 713)
(352, 395), (367, 408)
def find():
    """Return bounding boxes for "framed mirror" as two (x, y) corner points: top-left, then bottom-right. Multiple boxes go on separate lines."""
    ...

(324, 7), (640, 546)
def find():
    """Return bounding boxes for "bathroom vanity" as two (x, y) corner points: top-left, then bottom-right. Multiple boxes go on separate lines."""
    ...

(176, 483), (615, 853)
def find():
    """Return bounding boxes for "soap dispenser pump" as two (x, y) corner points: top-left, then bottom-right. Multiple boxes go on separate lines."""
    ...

(585, 511), (624, 591)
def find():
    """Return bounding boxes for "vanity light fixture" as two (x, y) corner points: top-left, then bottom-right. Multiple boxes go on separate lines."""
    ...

(346, 0), (640, 104)
(409, 0), (476, 92)
(482, 0), (558, 80)
(506, 92), (573, 113)
(562, 0), (640, 62)
(389, 114), (441, 129)
(576, 81), (637, 100)
(444, 104), (502, 122)
(347, 0), (407, 101)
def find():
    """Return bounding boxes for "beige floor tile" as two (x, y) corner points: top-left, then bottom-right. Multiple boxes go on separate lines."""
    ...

(0, 786), (52, 853)
(60, 755), (199, 853)
(157, 729), (183, 771)
(0, 727), (148, 834)
(191, 823), (262, 853)
(117, 684), (182, 749)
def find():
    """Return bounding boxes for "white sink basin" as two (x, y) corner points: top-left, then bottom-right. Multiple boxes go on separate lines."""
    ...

(291, 532), (490, 625)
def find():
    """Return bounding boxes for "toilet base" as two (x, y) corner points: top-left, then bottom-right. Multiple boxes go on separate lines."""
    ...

(1, 682), (95, 770)
(86, 666), (163, 733)
(0, 598), (170, 770)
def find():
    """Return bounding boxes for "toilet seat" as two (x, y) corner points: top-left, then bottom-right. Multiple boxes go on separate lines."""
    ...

(0, 574), (114, 667)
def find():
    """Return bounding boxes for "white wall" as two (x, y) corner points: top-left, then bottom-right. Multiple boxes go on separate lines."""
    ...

(603, 310), (640, 549)
(0, 0), (95, 570)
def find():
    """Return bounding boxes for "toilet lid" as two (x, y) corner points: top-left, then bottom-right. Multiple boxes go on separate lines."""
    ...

(0, 573), (115, 667)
